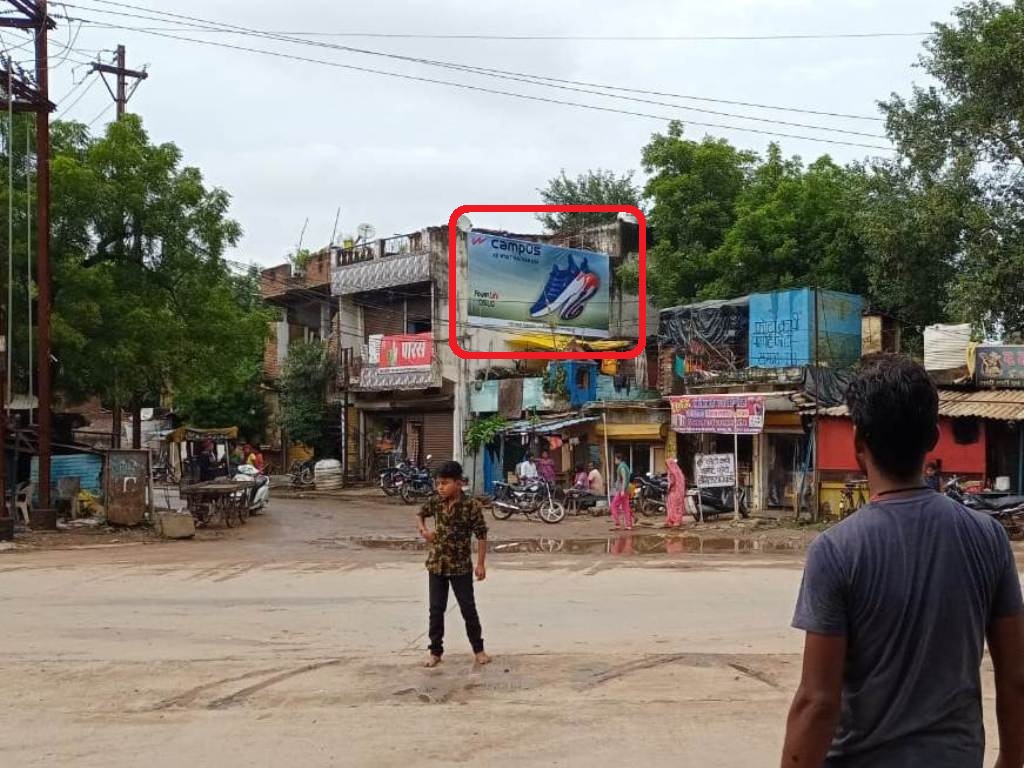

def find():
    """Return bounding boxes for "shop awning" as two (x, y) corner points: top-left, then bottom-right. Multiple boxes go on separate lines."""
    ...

(823, 389), (1024, 421)
(502, 415), (598, 435)
(595, 422), (666, 439)
(505, 333), (633, 351)
(165, 426), (239, 443)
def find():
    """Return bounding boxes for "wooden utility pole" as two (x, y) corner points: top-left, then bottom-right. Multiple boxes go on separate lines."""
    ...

(91, 45), (148, 120)
(91, 45), (148, 448)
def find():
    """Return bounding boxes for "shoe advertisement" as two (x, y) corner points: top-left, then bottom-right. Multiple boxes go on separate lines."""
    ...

(467, 232), (611, 338)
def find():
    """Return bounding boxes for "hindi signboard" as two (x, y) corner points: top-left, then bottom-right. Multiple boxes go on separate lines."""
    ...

(976, 346), (1024, 388)
(378, 333), (432, 371)
(668, 394), (766, 435)
(695, 453), (735, 488)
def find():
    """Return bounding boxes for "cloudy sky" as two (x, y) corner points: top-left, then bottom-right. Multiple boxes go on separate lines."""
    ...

(22, 0), (959, 266)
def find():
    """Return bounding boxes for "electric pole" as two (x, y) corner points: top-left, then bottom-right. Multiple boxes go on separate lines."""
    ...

(91, 45), (148, 120)
(0, 0), (57, 527)
(91, 45), (148, 448)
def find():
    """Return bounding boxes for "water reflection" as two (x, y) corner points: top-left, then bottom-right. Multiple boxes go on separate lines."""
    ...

(347, 533), (806, 556)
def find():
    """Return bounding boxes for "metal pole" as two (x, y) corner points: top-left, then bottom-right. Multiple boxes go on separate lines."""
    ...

(25, 116), (31, 424)
(35, 0), (53, 523)
(602, 403), (611, 509)
(733, 404), (740, 521)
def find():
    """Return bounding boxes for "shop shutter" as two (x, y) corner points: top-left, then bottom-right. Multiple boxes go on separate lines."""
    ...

(362, 302), (405, 339)
(421, 410), (454, 468)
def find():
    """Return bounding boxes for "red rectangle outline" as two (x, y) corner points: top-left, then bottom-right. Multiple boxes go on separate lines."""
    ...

(448, 205), (647, 361)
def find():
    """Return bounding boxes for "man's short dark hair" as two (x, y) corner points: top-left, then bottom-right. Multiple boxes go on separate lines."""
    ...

(845, 354), (939, 480)
(436, 460), (464, 480)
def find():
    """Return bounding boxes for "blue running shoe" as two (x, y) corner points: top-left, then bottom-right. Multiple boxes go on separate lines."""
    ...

(529, 256), (578, 317)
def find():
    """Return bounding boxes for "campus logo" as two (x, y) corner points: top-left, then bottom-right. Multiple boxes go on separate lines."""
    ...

(471, 235), (487, 245)
(529, 255), (601, 321)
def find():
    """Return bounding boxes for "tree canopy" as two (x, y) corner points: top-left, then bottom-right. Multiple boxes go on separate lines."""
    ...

(47, 115), (270, 420)
(537, 168), (642, 232)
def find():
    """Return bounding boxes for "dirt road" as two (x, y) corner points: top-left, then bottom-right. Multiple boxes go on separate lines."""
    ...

(0, 496), (1013, 767)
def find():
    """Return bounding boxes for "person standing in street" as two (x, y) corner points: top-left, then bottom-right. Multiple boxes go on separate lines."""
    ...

(664, 457), (686, 528)
(610, 452), (633, 531)
(782, 355), (1024, 767)
(417, 460), (491, 669)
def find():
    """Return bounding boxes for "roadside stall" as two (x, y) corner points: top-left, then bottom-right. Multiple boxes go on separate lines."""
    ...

(165, 426), (240, 485)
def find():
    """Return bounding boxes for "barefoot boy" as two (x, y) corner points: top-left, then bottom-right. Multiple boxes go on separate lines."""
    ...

(417, 460), (491, 668)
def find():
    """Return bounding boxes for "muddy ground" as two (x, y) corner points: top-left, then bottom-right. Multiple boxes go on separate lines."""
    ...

(1, 492), (1018, 767)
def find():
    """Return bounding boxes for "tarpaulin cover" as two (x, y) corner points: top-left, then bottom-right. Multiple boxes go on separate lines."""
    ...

(658, 296), (750, 372)
(801, 367), (855, 408)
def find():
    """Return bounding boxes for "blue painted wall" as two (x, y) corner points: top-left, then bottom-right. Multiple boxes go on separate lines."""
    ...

(749, 289), (862, 368)
(31, 453), (104, 501)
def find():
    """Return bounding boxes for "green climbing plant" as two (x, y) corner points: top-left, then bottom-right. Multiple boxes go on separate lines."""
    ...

(465, 414), (508, 452)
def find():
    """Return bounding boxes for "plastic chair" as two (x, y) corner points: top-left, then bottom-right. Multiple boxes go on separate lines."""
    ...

(15, 482), (32, 525)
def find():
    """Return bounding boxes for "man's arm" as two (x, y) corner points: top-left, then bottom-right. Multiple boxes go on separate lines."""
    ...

(781, 632), (847, 767)
(472, 502), (488, 580)
(990, 614), (1024, 768)
(417, 505), (435, 541)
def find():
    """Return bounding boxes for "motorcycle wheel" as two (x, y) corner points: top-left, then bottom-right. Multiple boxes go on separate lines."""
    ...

(300, 467), (314, 486)
(639, 498), (662, 518)
(400, 484), (418, 505)
(490, 503), (514, 521)
(539, 501), (566, 524)
(379, 470), (401, 496)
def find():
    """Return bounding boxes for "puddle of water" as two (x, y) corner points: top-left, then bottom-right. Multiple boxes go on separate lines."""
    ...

(345, 533), (807, 556)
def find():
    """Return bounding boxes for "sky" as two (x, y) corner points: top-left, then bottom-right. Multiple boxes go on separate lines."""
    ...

(10, 0), (962, 266)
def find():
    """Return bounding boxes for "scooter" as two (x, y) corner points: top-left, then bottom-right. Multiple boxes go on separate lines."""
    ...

(233, 464), (270, 515)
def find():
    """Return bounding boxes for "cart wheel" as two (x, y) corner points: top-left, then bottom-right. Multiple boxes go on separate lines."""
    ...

(223, 503), (235, 528)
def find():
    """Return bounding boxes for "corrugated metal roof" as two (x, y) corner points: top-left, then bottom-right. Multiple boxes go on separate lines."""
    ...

(503, 415), (598, 435)
(822, 389), (1024, 421)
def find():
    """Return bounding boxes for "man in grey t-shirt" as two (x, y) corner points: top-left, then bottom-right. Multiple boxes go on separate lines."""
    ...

(782, 355), (1024, 767)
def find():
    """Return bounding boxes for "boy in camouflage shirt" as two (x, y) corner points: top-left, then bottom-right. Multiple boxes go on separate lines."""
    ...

(417, 460), (491, 668)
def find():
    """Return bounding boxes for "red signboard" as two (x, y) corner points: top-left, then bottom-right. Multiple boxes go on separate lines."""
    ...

(378, 333), (432, 370)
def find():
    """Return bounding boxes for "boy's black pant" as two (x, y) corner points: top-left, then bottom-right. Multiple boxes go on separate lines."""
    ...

(428, 573), (484, 657)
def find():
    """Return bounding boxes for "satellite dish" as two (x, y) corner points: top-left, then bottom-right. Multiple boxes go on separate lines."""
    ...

(456, 215), (473, 234)
(356, 223), (376, 242)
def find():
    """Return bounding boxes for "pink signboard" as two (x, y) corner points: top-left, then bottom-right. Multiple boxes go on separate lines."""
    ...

(668, 394), (766, 435)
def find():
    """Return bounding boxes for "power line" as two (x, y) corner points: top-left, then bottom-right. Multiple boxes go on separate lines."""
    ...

(56, 68), (98, 115)
(85, 99), (111, 127)
(67, 0), (883, 124)
(54, 15), (893, 150)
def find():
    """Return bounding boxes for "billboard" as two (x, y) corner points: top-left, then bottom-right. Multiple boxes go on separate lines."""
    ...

(378, 333), (432, 371)
(694, 453), (736, 488)
(467, 232), (610, 338)
(668, 394), (766, 435)
(976, 346), (1024, 388)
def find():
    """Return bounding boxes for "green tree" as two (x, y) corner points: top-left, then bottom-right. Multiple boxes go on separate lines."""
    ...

(702, 148), (870, 299)
(47, 116), (271, 420)
(881, 0), (1024, 335)
(537, 168), (642, 232)
(641, 122), (756, 305)
(279, 340), (336, 456)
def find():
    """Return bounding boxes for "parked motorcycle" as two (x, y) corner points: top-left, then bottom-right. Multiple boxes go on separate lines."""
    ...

(564, 486), (603, 516)
(233, 464), (270, 515)
(690, 486), (749, 520)
(489, 480), (565, 523)
(945, 477), (1024, 537)
(632, 473), (669, 518)
(379, 460), (416, 497)
(288, 459), (316, 488)
(400, 458), (437, 505)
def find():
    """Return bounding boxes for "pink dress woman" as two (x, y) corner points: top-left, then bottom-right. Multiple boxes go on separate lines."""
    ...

(665, 458), (686, 528)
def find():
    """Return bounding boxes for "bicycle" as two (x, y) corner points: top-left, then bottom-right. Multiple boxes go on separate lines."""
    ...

(838, 480), (868, 519)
